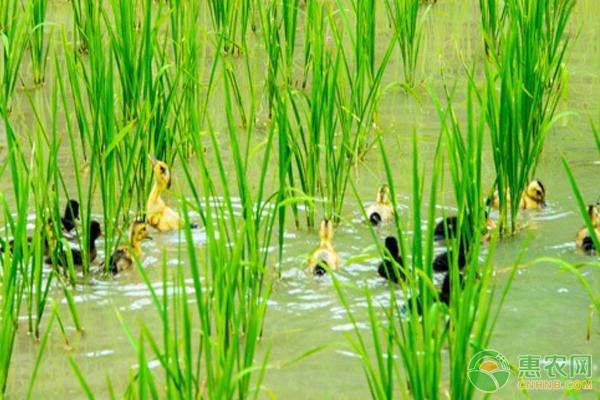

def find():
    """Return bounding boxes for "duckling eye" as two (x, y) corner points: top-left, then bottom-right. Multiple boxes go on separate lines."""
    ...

(536, 190), (542, 196)
(160, 166), (165, 173)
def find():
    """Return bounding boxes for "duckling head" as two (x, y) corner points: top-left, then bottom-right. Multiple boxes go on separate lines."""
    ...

(376, 184), (390, 205)
(149, 156), (172, 190)
(130, 221), (151, 244)
(313, 260), (327, 276)
(384, 236), (400, 258)
(588, 203), (600, 226)
(90, 220), (102, 241)
(64, 199), (80, 222)
(319, 219), (334, 246)
(525, 179), (546, 206)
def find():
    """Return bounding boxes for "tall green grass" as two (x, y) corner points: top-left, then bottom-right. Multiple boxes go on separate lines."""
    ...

(481, 0), (575, 233)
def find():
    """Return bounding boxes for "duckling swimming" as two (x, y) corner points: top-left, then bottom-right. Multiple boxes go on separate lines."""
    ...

(432, 243), (468, 273)
(46, 220), (102, 268)
(108, 221), (151, 274)
(146, 156), (182, 232)
(576, 203), (600, 254)
(434, 213), (496, 243)
(366, 185), (394, 226)
(1, 200), (78, 255)
(62, 199), (80, 234)
(307, 219), (341, 276)
(489, 179), (547, 210)
(377, 236), (405, 283)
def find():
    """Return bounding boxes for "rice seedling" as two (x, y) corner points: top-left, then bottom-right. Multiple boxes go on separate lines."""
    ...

(0, 0), (29, 112)
(384, 0), (429, 88)
(482, 0), (575, 234)
(28, 0), (50, 85)
(208, 0), (252, 55)
(478, 0), (505, 59)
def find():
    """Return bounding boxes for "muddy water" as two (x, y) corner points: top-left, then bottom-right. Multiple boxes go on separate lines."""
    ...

(3, 0), (599, 399)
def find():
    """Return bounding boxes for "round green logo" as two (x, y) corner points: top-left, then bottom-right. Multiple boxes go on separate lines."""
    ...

(467, 349), (511, 393)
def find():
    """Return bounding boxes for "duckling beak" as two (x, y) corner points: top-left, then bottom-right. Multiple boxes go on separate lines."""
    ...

(167, 177), (172, 189)
(144, 235), (153, 241)
(541, 200), (547, 208)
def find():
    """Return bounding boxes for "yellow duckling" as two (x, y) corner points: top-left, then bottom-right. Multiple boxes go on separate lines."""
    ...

(576, 203), (600, 254)
(108, 221), (151, 274)
(490, 179), (546, 210)
(146, 156), (182, 231)
(366, 185), (394, 226)
(307, 219), (341, 276)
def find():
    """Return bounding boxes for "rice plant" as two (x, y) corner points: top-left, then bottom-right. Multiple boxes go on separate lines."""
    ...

(385, 0), (428, 87)
(28, 0), (50, 85)
(0, 0), (29, 112)
(482, 0), (575, 233)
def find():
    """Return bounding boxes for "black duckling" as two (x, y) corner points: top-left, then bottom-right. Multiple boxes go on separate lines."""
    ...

(434, 213), (496, 242)
(405, 273), (462, 315)
(377, 236), (405, 283)
(46, 220), (102, 267)
(432, 243), (468, 273)
(108, 221), (151, 275)
(62, 199), (80, 234)
(434, 216), (459, 242)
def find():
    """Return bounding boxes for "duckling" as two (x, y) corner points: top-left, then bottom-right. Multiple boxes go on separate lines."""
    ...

(46, 220), (102, 267)
(576, 203), (600, 254)
(307, 219), (341, 276)
(1, 217), (53, 256)
(365, 185), (394, 226)
(1, 202), (77, 255)
(146, 156), (182, 232)
(519, 180), (546, 209)
(404, 274), (458, 316)
(61, 199), (80, 234)
(108, 221), (151, 274)
(434, 213), (496, 243)
(489, 180), (547, 210)
(377, 236), (405, 283)
(438, 272), (465, 306)
(432, 243), (468, 273)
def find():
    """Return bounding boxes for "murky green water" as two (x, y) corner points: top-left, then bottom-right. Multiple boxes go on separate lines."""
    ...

(2, 0), (599, 398)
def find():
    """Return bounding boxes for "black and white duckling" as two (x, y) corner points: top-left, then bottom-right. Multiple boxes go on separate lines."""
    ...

(377, 236), (405, 283)
(46, 220), (102, 267)
(366, 185), (394, 226)
(489, 179), (547, 210)
(307, 219), (341, 276)
(146, 156), (182, 232)
(576, 203), (600, 254)
(434, 213), (496, 243)
(108, 221), (151, 275)
(432, 243), (468, 273)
